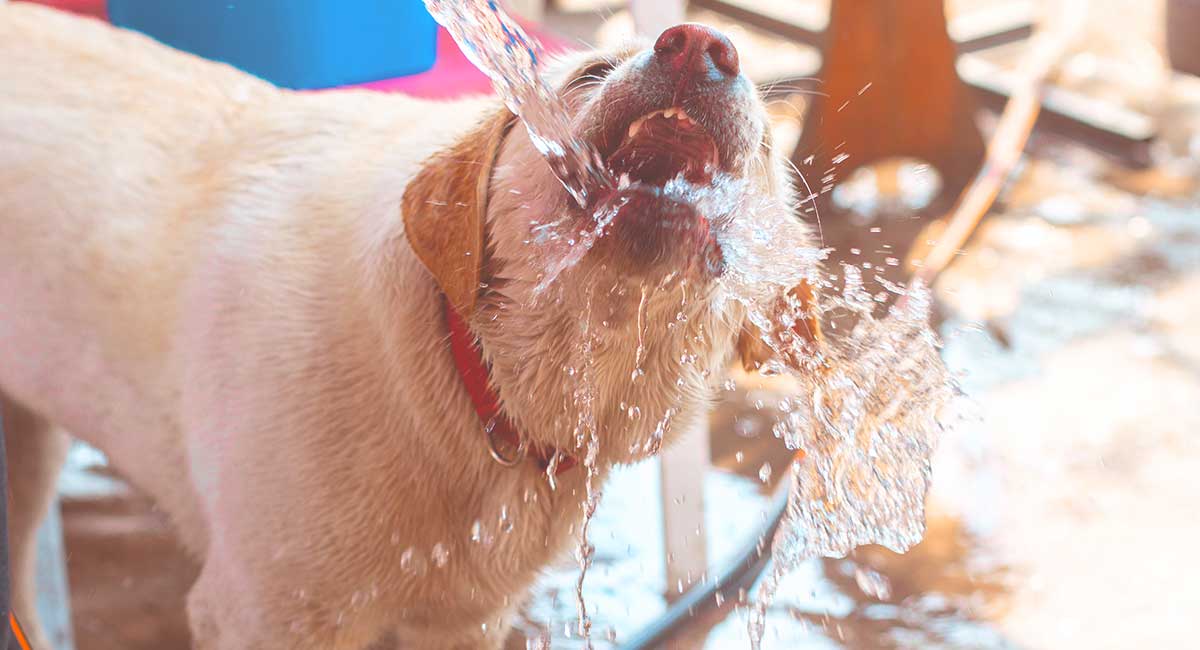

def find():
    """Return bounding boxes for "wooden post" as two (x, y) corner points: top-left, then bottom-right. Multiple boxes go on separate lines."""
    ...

(35, 502), (75, 650)
(659, 418), (709, 602)
(795, 0), (986, 215)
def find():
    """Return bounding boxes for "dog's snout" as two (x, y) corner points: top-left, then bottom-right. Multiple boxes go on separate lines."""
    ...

(654, 24), (740, 80)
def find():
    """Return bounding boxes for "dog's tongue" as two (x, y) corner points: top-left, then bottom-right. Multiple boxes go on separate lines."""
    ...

(608, 114), (718, 187)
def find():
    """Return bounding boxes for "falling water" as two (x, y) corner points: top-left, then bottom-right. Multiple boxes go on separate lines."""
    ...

(740, 270), (956, 648)
(423, 0), (614, 209)
(569, 284), (602, 647)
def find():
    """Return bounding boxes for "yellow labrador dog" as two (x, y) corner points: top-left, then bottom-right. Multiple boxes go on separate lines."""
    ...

(0, 4), (820, 648)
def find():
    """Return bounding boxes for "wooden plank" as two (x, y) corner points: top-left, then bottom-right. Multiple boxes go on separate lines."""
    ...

(950, 1), (1035, 54)
(904, 1), (1088, 291)
(693, 0), (1033, 54)
(691, 0), (826, 47)
(959, 55), (1156, 168)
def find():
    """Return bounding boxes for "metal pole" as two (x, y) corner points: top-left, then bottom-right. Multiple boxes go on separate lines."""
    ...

(0, 403), (13, 650)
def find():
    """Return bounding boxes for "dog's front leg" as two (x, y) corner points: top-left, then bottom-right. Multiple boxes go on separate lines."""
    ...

(393, 610), (515, 650)
(186, 555), (388, 650)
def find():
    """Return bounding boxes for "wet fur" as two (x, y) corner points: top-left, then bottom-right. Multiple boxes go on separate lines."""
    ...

(0, 5), (814, 649)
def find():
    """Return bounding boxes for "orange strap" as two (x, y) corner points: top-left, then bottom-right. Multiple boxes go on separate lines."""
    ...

(10, 613), (32, 650)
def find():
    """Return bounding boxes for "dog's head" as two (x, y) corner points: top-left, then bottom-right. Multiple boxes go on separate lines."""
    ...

(404, 25), (822, 462)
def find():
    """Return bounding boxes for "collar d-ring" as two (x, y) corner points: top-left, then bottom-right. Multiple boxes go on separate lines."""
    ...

(485, 417), (529, 467)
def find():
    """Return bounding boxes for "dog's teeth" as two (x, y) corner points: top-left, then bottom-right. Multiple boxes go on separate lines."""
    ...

(663, 107), (679, 119)
(619, 173), (632, 188)
(628, 119), (642, 138)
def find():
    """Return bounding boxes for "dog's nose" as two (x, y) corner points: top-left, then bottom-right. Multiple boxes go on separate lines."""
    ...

(654, 24), (740, 80)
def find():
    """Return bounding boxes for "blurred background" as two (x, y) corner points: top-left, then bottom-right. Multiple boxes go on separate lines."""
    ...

(8, 0), (1199, 648)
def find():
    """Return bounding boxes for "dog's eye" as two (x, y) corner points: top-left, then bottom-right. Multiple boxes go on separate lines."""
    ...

(567, 60), (615, 90)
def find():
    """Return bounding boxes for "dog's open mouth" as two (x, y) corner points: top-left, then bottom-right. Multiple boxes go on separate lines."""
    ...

(606, 108), (719, 187)
(589, 107), (726, 277)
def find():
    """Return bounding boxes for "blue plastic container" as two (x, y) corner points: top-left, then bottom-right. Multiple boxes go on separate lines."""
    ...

(108, 1), (438, 89)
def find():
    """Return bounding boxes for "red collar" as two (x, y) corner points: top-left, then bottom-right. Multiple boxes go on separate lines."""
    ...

(444, 300), (577, 475)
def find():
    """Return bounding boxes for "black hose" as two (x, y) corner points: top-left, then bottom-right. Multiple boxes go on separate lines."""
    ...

(620, 482), (790, 650)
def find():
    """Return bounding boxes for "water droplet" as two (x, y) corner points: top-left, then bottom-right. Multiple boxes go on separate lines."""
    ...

(735, 417), (759, 438)
(758, 463), (773, 483)
(735, 451), (745, 463)
(431, 543), (450, 568)
(627, 405), (641, 420)
(854, 567), (892, 600)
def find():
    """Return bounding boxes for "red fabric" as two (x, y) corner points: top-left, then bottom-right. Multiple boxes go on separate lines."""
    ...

(17, 0), (106, 19)
(445, 301), (576, 475)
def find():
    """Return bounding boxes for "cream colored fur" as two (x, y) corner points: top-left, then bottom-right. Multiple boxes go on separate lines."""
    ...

(0, 4), (817, 649)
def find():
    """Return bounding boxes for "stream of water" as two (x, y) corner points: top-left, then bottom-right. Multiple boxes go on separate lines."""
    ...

(423, 0), (614, 210)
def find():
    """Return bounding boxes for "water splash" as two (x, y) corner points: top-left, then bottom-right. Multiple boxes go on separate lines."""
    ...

(424, 3), (956, 646)
(854, 567), (892, 600)
(743, 271), (956, 648)
(635, 285), (650, 365)
(532, 196), (628, 296)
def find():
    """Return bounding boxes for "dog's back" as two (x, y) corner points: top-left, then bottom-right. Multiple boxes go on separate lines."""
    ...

(0, 4), (277, 508)
(0, 7), (245, 640)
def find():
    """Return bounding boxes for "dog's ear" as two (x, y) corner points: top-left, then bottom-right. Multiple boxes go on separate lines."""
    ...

(402, 108), (514, 317)
(737, 280), (823, 372)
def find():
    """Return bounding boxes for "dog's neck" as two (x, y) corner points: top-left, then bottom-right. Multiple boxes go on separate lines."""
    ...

(405, 105), (738, 471)
(445, 297), (578, 474)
